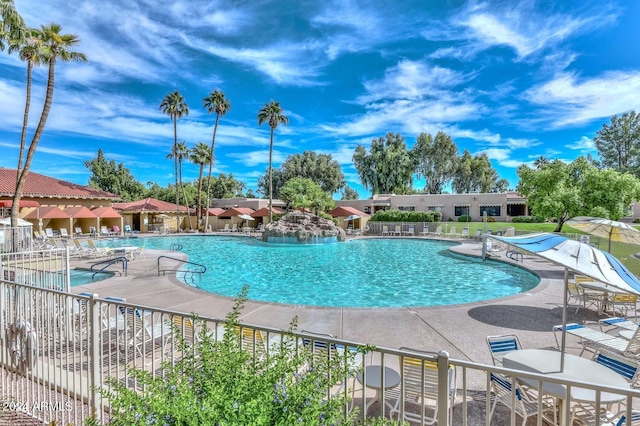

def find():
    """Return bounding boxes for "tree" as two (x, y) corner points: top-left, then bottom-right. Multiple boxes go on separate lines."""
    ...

(594, 111), (640, 176)
(452, 150), (508, 193)
(202, 89), (230, 230)
(256, 168), (285, 199)
(189, 142), (212, 226)
(0, 0), (27, 50)
(10, 23), (87, 230)
(160, 90), (189, 230)
(353, 133), (414, 195)
(257, 100), (288, 223)
(279, 177), (334, 215)
(341, 185), (359, 200)
(516, 156), (640, 232)
(85, 149), (145, 201)
(281, 151), (345, 194)
(411, 131), (458, 194)
(166, 141), (192, 230)
(204, 173), (246, 199)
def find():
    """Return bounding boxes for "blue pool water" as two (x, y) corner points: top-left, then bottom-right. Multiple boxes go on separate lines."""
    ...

(98, 236), (539, 307)
(70, 269), (114, 287)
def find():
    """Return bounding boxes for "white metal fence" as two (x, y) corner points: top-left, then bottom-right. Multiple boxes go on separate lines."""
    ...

(2, 275), (640, 424)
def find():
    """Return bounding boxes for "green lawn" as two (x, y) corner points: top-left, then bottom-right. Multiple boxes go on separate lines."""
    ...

(450, 221), (640, 276)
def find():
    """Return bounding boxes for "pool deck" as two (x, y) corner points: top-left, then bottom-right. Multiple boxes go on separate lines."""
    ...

(71, 233), (596, 367)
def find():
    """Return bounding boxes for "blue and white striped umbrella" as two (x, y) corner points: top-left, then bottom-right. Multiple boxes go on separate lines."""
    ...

(490, 232), (640, 370)
(492, 232), (640, 295)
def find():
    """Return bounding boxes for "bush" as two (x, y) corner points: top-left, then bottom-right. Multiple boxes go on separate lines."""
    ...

(369, 209), (440, 223)
(486, 216), (495, 223)
(635, 217), (640, 224)
(89, 287), (398, 426)
(511, 216), (541, 223)
(457, 215), (471, 222)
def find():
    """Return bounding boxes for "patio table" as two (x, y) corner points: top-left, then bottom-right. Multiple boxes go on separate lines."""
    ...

(503, 349), (629, 426)
(578, 280), (632, 315)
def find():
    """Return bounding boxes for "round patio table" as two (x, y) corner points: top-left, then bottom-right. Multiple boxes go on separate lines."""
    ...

(503, 349), (629, 426)
(356, 365), (401, 411)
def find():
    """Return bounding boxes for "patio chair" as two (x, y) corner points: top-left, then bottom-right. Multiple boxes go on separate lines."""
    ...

(592, 349), (640, 385)
(221, 224), (230, 232)
(89, 226), (97, 237)
(447, 226), (457, 238)
(599, 317), (638, 332)
(488, 373), (554, 426)
(59, 228), (69, 238)
(568, 282), (604, 314)
(486, 334), (523, 366)
(124, 224), (133, 235)
(389, 349), (456, 425)
(461, 227), (469, 238)
(134, 245), (145, 259)
(86, 239), (111, 258)
(45, 228), (55, 238)
(100, 226), (110, 237)
(553, 323), (640, 357)
(402, 225), (415, 236)
(74, 227), (83, 237)
(112, 225), (121, 235)
(231, 223), (238, 232)
(607, 294), (639, 320)
(382, 225), (390, 236)
(119, 306), (173, 359)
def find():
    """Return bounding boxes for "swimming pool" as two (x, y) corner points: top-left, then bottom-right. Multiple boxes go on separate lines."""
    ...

(98, 236), (539, 307)
(70, 269), (114, 287)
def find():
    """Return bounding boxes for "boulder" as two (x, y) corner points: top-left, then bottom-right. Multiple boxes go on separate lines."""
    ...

(262, 211), (345, 243)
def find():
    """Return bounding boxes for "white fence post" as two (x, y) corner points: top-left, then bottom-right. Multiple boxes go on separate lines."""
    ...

(89, 293), (101, 420)
(437, 350), (450, 425)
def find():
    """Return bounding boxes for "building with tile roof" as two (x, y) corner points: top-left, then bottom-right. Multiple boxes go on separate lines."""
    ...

(112, 197), (192, 233)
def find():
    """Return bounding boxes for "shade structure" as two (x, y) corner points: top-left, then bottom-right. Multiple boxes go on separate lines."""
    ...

(0, 217), (33, 227)
(566, 216), (640, 252)
(251, 206), (284, 218)
(344, 214), (361, 221)
(238, 214), (254, 221)
(490, 232), (640, 370)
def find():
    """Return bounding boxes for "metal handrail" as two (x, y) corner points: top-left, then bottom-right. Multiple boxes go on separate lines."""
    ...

(169, 243), (183, 251)
(157, 255), (206, 276)
(90, 256), (127, 278)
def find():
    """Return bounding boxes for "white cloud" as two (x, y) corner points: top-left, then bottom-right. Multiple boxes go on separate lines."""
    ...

(566, 135), (596, 152)
(227, 149), (288, 168)
(524, 71), (640, 127)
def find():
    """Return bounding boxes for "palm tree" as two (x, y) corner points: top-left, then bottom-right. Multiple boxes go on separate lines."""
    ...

(9, 28), (44, 184)
(257, 100), (288, 223)
(160, 90), (189, 231)
(0, 0), (27, 51)
(202, 89), (230, 231)
(166, 141), (192, 230)
(189, 142), (212, 227)
(11, 23), (87, 230)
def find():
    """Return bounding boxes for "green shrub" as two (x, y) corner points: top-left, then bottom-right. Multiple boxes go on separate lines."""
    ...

(457, 215), (471, 222)
(634, 217), (640, 224)
(486, 216), (495, 223)
(88, 287), (399, 426)
(369, 209), (439, 222)
(511, 216), (540, 223)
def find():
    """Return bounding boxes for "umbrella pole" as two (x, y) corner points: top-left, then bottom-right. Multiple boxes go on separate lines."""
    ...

(561, 268), (568, 372)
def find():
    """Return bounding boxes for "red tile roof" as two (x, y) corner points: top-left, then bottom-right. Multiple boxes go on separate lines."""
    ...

(327, 206), (368, 217)
(0, 168), (120, 200)
(91, 206), (122, 218)
(250, 206), (284, 217)
(112, 197), (190, 212)
(23, 206), (70, 219)
(206, 207), (226, 216)
(64, 206), (97, 218)
(0, 200), (40, 208)
(217, 207), (255, 217)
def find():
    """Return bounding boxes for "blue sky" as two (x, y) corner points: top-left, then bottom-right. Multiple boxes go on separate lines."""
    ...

(1, 0), (639, 198)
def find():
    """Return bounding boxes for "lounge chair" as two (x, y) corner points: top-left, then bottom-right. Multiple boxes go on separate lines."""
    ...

(86, 239), (111, 258)
(446, 226), (457, 238)
(382, 225), (390, 236)
(389, 348), (456, 425)
(45, 228), (55, 238)
(486, 334), (522, 366)
(256, 223), (264, 233)
(124, 224), (133, 235)
(112, 225), (121, 236)
(393, 225), (401, 236)
(607, 294), (639, 320)
(461, 227), (469, 238)
(221, 224), (230, 232)
(402, 225), (415, 236)
(553, 323), (640, 357)
(74, 227), (83, 237)
(231, 223), (238, 232)
(89, 226), (97, 237)
(119, 306), (173, 359)
(59, 228), (69, 238)
(100, 226), (110, 238)
(592, 349), (640, 385)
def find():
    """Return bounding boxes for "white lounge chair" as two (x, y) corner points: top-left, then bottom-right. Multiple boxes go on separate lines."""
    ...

(120, 306), (173, 359)
(402, 225), (415, 236)
(553, 323), (640, 356)
(382, 225), (390, 236)
(221, 224), (230, 232)
(45, 228), (55, 238)
(59, 228), (69, 238)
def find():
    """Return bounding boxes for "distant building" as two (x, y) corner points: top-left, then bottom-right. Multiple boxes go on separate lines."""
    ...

(335, 192), (530, 222)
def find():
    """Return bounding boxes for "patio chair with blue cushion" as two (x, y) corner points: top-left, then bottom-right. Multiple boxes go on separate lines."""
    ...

(119, 306), (173, 360)
(486, 334), (523, 366)
(553, 323), (640, 357)
(489, 373), (557, 426)
(592, 349), (640, 386)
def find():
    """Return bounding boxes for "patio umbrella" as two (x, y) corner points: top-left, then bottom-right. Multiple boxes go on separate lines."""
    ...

(490, 232), (640, 371)
(566, 216), (640, 253)
(238, 214), (255, 228)
(0, 217), (33, 227)
(344, 214), (361, 230)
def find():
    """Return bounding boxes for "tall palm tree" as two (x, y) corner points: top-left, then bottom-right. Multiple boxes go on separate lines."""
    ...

(11, 23), (87, 229)
(202, 89), (230, 231)
(189, 142), (212, 227)
(257, 100), (288, 223)
(166, 141), (192, 230)
(9, 28), (44, 184)
(160, 90), (189, 231)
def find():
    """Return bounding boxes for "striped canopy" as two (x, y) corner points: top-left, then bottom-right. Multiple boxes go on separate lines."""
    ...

(566, 216), (640, 252)
(492, 232), (640, 296)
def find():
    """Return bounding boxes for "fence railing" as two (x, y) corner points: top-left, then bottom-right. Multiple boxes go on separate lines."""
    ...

(1, 279), (640, 425)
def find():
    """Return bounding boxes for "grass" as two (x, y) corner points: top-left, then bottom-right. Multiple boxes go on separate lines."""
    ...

(448, 221), (640, 276)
